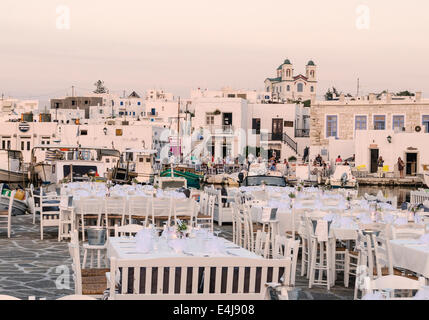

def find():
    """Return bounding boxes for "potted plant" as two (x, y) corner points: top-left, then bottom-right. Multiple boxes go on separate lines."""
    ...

(176, 219), (188, 238)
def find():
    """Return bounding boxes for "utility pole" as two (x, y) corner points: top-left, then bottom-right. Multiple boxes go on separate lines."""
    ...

(356, 78), (360, 97)
(177, 96), (181, 163)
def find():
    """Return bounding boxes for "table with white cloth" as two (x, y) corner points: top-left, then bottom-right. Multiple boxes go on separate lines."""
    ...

(390, 239), (429, 279)
(107, 236), (269, 294)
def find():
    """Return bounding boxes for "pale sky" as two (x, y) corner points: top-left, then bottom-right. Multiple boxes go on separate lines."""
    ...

(0, 0), (428, 105)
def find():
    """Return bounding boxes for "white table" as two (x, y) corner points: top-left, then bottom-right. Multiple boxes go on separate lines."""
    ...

(107, 236), (262, 261)
(390, 239), (429, 279)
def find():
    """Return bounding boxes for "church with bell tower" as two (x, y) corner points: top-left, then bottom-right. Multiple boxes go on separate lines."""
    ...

(264, 59), (317, 102)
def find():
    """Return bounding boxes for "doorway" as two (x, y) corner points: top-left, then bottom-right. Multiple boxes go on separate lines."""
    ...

(272, 119), (283, 141)
(370, 148), (379, 173)
(223, 113), (232, 126)
(406, 152), (417, 176)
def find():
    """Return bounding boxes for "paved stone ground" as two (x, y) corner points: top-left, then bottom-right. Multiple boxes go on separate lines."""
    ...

(0, 215), (354, 300)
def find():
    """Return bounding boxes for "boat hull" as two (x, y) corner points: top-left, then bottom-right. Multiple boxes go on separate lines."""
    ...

(0, 195), (28, 215)
(0, 168), (28, 183)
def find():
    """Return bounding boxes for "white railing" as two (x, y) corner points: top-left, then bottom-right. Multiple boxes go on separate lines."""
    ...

(410, 190), (429, 205)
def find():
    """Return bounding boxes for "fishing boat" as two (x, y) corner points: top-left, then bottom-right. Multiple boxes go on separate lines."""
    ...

(327, 165), (357, 188)
(30, 145), (120, 185)
(114, 149), (158, 184)
(0, 150), (28, 183)
(0, 183), (29, 215)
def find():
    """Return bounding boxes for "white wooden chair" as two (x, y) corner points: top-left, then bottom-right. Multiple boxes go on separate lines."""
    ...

(78, 197), (103, 241)
(58, 195), (74, 242)
(108, 256), (292, 300)
(0, 190), (15, 238)
(104, 196), (127, 236)
(57, 295), (97, 300)
(308, 218), (335, 290)
(273, 235), (300, 286)
(114, 224), (144, 237)
(29, 184), (41, 224)
(363, 275), (426, 299)
(39, 187), (61, 240)
(254, 230), (270, 258)
(173, 198), (195, 226)
(68, 231), (109, 298)
(127, 196), (151, 225)
(149, 197), (172, 228)
(195, 195), (215, 232)
(213, 189), (234, 226)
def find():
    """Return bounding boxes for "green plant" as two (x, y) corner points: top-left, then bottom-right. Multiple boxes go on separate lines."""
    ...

(177, 220), (187, 232)
(288, 192), (296, 198)
(213, 109), (221, 115)
(288, 156), (297, 162)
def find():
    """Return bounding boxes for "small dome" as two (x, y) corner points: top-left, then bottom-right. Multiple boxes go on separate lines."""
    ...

(283, 59), (292, 65)
(307, 60), (315, 66)
(277, 65), (282, 70)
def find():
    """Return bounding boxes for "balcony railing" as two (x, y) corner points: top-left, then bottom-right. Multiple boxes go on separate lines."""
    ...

(295, 129), (310, 138)
(207, 125), (234, 134)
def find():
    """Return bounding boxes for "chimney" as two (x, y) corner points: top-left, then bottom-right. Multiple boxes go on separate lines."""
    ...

(415, 92), (422, 102)
(368, 93), (376, 103)
(386, 93), (392, 103)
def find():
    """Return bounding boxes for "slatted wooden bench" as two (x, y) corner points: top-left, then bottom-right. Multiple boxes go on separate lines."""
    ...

(108, 256), (291, 300)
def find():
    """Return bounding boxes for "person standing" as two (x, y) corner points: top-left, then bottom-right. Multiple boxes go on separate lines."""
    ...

(377, 156), (384, 178)
(397, 157), (405, 178)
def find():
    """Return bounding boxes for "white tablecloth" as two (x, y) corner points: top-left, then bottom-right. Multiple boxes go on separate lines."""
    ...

(107, 236), (262, 260)
(390, 239), (429, 278)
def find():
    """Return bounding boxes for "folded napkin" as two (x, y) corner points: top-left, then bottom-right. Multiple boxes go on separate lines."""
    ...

(135, 229), (154, 253)
(394, 217), (408, 226)
(168, 239), (186, 253)
(205, 238), (226, 254)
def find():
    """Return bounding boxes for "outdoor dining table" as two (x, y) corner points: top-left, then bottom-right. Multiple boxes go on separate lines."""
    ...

(390, 239), (429, 279)
(106, 236), (268, 294)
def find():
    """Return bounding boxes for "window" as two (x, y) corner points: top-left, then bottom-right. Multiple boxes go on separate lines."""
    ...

(137, 102), (141, 106)
(252, 118), (261, 134)
(99, 109), (103, 114)
(105, 158), (110, 163)
(297, 83), (303, 92)
(84, 100), (89, 105)
(21, 141), (24, 151)
(206, 114), (214, 125)
(7, 141), (10, 149)
(80, 130), (88, 135)
(266, 87), (270, 92)
(284, 121), (294, 127)
(71, 100), (76, 106)
(326, 115), (337, 138)
(151, 108), (156, 115)
(133, 112), (135, 116)
(374, 115), (386, 130)
(27, 141), (30, 151)
(120, 101), (124, 106)
(310, 86), (314, 92)
(287, 85), (290, 91)
(2, 141), (5, 149)
(423, 115), (429, 133)
(146, 158), (150, 163)
(355, 115), (367, 130)
(392, 115), (405, 130)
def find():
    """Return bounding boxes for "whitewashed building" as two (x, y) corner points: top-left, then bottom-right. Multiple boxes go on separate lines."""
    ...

(310, 92), (429, 175)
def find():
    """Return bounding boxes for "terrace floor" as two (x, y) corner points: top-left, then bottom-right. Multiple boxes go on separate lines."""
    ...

(0, 215), (354, 300)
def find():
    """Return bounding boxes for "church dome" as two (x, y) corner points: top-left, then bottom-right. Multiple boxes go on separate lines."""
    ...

(283, 59), (292, 65)
(307, 60), (315, 66)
